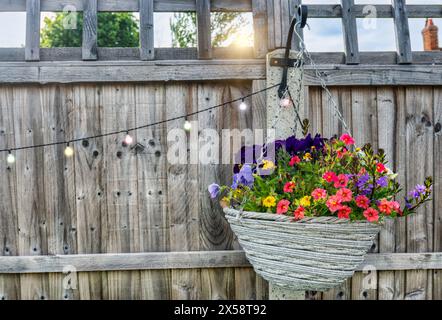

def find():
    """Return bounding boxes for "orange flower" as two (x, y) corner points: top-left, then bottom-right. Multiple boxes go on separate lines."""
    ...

(378, 198), (393, 215)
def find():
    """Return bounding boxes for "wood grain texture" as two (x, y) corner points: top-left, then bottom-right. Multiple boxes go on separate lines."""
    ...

(392, 0), (412, 64)
(340, 0), (360, 65)
(0, 86), (20, 300)
(25, 0), (40, 61)
(82, 0), (98, 61)
(433, 88), (442, 299)
(196, 0), (212, 59)
(139, 0), (154, 60)
(252, 0), (268, 58)
(404, 87), (434, 300)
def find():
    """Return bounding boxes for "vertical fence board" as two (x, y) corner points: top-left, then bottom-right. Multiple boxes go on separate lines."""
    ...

(377, 87), (396, 300)
(196, 0), (212, 59)
(71, 85), (105, 299)
(25, 0), (40, 61)
(0, 87), (20, 300)
(433, 88), (442, 299)
(82, 0), (98, 61)
(167, 83), (202, 299)
(289, 0), (303, 51)
(405, 87), (434, 300)
(393, 86), (407, 300)
(41, 86), (78, 300)
(198, 83), (235, 299)
(139, 0), (154, 60)
(252, 0), (268, 58)
(350, 88), (378, 300)
(392, 0), (412, 64)
(135, 84), (171, 299)
(13, 87), (49, 299)
(102, 85), (139, 299)
(340, 0), (360, 65)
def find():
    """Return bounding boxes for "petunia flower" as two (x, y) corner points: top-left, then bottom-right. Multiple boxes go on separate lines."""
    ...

(289, 155), (301, 166)
(355, 195), (370, 209)
(334, 174), (349, 188)
(294, 206), (305, 220)
(323, 171), (337, 183)
(363, 207), (379, 222)
(326, 195), (343, 213)
(283, 181), (296, 193)
(337, 206), (351, 219)
(336, 188), (353, 202)
(311, 188), (327, 200)
(340, 133), (355, 146)
(276, 199), (290, 214)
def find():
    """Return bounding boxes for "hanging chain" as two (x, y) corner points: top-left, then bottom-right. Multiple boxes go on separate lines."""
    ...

(293, 22), (352, 135)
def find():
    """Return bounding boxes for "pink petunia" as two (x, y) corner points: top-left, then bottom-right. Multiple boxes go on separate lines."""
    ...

(311, 188), (327, 200)
(376, 163), (387, 173)
(326, 195), (343, 213)
(378, 198), (393, 215)
(336, 188), (353, 202)
(283, 181), (296, 193)
(337, 148), (348, 159)
(289, 155), (301, 166)
(334, 174), (349, 188)
(340, 133), (355, 146)
(276, 199), (291, 214)
(363, 207), (379, 222)
(337, 205), (352, 219)
(323, 171), (337, 183)
(355, 195), (370, 209)
(293, 206), (305, 220)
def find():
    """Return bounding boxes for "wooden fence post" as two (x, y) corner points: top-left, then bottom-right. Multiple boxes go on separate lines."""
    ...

(340, 0), (360, 65)
(25, 0), (40, 61)
(392, 0), (412, 64)
(140, 0), (155, 60)
(252, 0), (268, 58)
(82, 0), (98, 61)
(196, 0), (212, 59)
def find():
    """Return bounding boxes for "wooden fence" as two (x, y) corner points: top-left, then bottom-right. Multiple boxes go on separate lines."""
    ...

(0, 0), (441, 300)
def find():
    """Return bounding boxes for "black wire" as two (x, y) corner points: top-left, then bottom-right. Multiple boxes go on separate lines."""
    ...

(0, 83), (281, 153)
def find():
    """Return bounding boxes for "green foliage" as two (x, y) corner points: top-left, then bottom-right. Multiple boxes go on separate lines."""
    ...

(170, 12), (249, 48)
(41, 12), (139, 48)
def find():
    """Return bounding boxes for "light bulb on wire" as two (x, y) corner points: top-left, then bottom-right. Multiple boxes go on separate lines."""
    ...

(6, 151), (15, 164)
(280, 97), (292, 107)
(239, 99), (248, 111)
(184, 119), (192, 132)
(124, 132), (134, 146)
(64, 143), (74, 157)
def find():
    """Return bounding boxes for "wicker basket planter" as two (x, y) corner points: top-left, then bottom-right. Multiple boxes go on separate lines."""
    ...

(224, 207), (381, 291)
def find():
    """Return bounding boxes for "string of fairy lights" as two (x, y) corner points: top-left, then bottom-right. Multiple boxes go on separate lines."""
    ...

(1, 83), (296, 165)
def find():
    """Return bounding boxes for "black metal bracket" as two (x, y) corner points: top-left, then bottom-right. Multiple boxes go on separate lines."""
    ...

(277, 4), (308, 99)
(269, 58), (303, 68)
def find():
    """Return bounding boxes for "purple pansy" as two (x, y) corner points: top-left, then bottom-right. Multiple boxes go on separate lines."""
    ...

(208, 183), (220, 199)
(231, 164), (254, 189)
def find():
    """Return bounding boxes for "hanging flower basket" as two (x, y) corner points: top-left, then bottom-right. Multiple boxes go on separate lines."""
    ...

(223, 208), (380, 291)
(209, 134), (432, 292)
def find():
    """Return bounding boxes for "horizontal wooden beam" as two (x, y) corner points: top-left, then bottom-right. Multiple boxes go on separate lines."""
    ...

(308, 4), (442, 18)
(1, 48), (441, 64)
(0, 251), (441, 274)
(0, 0), (252, 12)
(0, 59), (441, 85)
(0, 1), (440, 17)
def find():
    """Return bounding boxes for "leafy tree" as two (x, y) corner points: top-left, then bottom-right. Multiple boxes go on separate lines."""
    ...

(41, 12), (139, 47)
(170, 12), (249, 48)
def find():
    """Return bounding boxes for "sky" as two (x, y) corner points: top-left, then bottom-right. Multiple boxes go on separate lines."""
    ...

(0, 0), (440, 52)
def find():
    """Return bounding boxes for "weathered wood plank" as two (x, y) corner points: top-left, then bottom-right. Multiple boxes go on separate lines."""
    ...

(2, 61), (441, 85)
(376, 87), (396, 300)
(340, 0), (359, 65)
(0, 251), (442, 273)
(13, 86), (49, 299)
(392, 0), (412, 64)
(101, 85), (139, 299)
(41, 86), (78, 300)
(139, 0), (154, 60)
(252, 0), (268, 58)
(135, 84), (171, 299)
(25, 0), (40, 61)
(405, 87), (434, 300)
(82, 0), (98, 61)
(433, 88), (442, 300)
(0, 86), (20, 300)
(289, 0), (303, 51)
(71, 84), (105, 299)
(196, 0), (212, 59)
